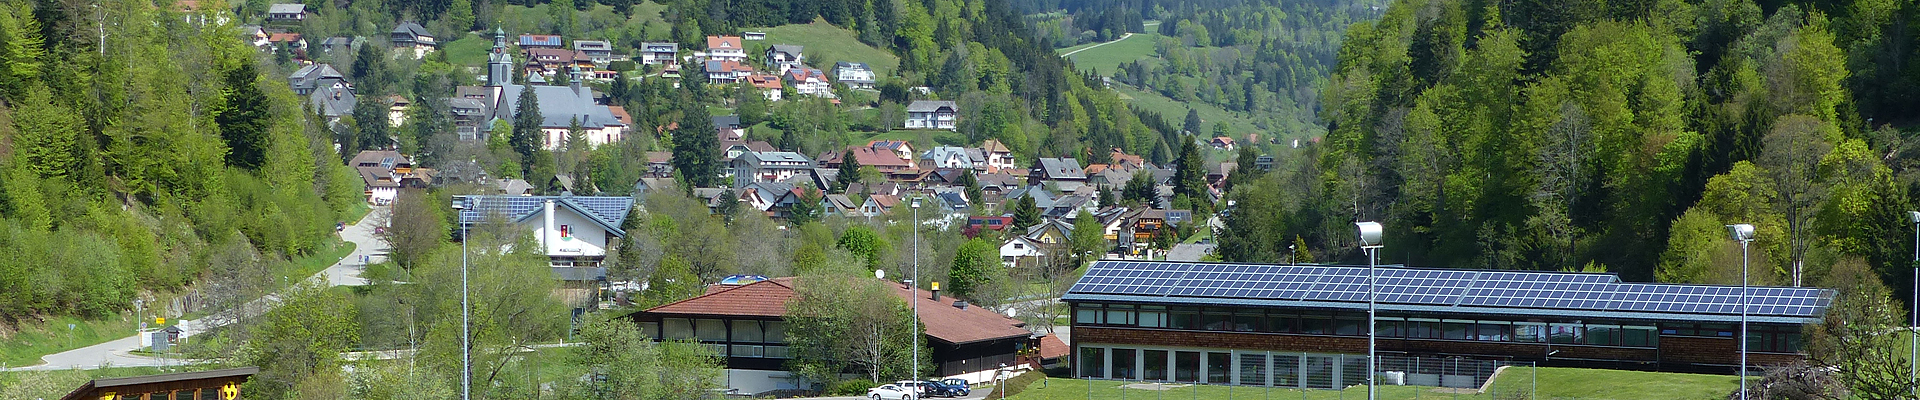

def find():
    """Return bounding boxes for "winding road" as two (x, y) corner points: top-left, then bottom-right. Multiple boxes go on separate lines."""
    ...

(6, 206), (389, 371)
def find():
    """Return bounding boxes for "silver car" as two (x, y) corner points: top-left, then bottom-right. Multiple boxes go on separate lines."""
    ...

(867, 383), (918, 400)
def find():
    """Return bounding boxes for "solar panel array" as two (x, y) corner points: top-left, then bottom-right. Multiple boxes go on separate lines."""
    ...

(1068, 261), (1833, 318)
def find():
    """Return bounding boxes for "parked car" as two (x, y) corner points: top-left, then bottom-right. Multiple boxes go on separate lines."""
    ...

(939, 379), (971, 396)
(892, 380), (937, 397)
(897, 379), (964, 398)
(867, 383), (917, 400)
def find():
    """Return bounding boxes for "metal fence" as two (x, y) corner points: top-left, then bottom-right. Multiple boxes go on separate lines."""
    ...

(1066, 359), (1539, 400)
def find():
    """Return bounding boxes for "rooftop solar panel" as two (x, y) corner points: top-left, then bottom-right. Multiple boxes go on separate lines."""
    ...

(1068, 260), (1834, 319)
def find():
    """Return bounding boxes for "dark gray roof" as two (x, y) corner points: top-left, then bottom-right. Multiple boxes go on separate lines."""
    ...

(1035, 158), (1086, 180)
(712, 115), (741, 129)
(456, 195), (635, 237)
(768, 44), (804, 57)
(267, 3), (305, 14)
(309, 85), (356, 117)
(391, 21), (431, 38)
(289, 63), (344, 92)
(834, 61), (870, 70)
(907, 100), (958, 113)
(498, 84), (626, 129)
(1066, 260), (1836, 324)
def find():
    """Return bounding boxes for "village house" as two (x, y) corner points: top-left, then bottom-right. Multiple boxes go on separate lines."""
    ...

(905, 100), (959, 130)
(390, 22), (435, 58)
(783, 67), (832, 97)
(999, 235), (1045, 268)
(1210, 136), (1236, 150)
(704, 35), (747, 63)
(387, 95), (409, 127)
(869, 140), (915, 161)
(833, 61), (876, 89)
(288, 63), (346, 95)
(920, 146), (976, 170)
(764, 44), (805, 74)
(639, 42), (679, 65)
(1031, 157), (1088, 184)
(524, 48), (595, 78)
(730, 151), (815, 188)
(981, 139), (1017, 173)
(350, 151), (429, 205)
(705, 60), (755, 84)
(745, 73), (783, 101)
(475, 31), (626, 150)
(454, 194), (635, 267)
(573, 40), (613, 65)
(265, 3), (306, 22)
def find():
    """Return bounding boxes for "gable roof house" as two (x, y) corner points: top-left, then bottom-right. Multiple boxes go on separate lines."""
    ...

(868, 140), (915, 161)
(833, 61), (876, 89)
(730, 151), (814, 188)
(745, 73), (783, 101)
(905, 100), (959, 130)
(920, 146), (976, 170)
(265, 3), (306, 22)
(350, 151), (421, 205)
(820, 146), (916, 175)
(524, 48), (595, 78)
(390, 22), (435, 58)
(705, 60), (755, 84)
(980, 139), (1017, 173)
(764, 44), (805, 74)
(712, 115), (746, 141)
(822, 194), (860, 217)
(703, 35), (746, 63)
(627, 278), (1039, 395)
(639, 42), (679, 65)
(454, 195), (636, 267)
(573, 40), (613, 65)
(1030, 157), (1088, 183)
(1000, 235), (1045, 268)
(783, 67), (832, 97)
(288, 63), (347, 96)
(309, 83), (356, 124)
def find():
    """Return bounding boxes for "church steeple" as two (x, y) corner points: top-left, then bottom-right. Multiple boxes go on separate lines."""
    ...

(487, 28), (511, 87)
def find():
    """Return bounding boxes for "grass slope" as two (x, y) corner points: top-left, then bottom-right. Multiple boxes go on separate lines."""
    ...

(1002, 367), (1740, 400)
(752, 20), (901, 78)
(1, 241), (355, 366)
(1063, 32), (1162, 76)
(444, 32), (493, 66)
(1114, 84), (1262, 138)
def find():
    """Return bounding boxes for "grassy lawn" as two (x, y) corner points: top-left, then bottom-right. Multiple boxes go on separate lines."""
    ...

(752, 20), (901, 78)
(444, 32), (492, 66)
(1114, 84), (1263, 138)
(1063, 32), (1163, 76)
(1003, 367), (1741, 400)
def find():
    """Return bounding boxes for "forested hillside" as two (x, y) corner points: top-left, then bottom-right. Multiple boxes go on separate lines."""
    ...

(1220, 0), (1920, 298)
(0, 0), (357, 327)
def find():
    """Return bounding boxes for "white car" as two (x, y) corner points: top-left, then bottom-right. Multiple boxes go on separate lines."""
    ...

(867, 383), (918, 400)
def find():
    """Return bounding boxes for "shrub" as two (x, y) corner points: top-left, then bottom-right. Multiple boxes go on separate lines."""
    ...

(826, 379), (875, 396)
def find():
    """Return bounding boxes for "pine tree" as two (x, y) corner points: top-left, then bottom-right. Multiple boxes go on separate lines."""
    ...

(836, 148), (863, 191)
(216, 62), (272, 170)
(448, 0), (475, 32)
(511, 84), (544, 176)
(1013, 195), (1041, 229)
(1172, 138), (1205, 199)
(671, 89), (720, 187)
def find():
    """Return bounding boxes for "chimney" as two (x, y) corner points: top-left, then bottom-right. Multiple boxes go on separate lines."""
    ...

(953, 300), (968, 310)
(929, 281), (940, 300)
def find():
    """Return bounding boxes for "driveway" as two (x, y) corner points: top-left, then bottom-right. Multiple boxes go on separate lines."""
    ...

(7, 206), (388, 371)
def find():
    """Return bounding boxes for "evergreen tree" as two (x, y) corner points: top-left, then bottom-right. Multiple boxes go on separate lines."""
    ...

(216, 62), (272, 170)
(1012, 195), (1042, 229)
(836, 148), (863, 192)
(351, 99), (390, 152)
(448, 0), (475, 31)
(1182, 108), (1201, 134)
(1172, 138), (1205, 199)
(511, 84), (544, 176)
(672, 89), (721, 187)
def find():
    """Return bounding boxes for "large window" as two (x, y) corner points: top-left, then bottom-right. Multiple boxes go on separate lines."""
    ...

(1080, 347), (1106, 378)
(664, 318), (694, 340)
(1106, 304), (1137, 326)
(732, 320), (764, 342)
(764, 321), (788, 343)
(1749, 325), (1803, 353)
(1239, 353), (1267, 385)
(1143, 350), (1169, 380)
(1066, 302), (1666, 348)
(1175, 351), (1201, 382)
(1113, 348), (1137, 379)
(1273, 354), (1300, 387)
(695, 319), (728, 341)
(1139, 306), (1168, 328)
(1207, 352), (1232, 384)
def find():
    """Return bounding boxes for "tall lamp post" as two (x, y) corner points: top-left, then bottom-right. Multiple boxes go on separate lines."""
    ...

(1726, 223), (1755, 400)
(911, 196), (922, 382)
(451, 198), (472, 400)
(1909, 210), (1919, 399)
(1355, 221), (1384, 400)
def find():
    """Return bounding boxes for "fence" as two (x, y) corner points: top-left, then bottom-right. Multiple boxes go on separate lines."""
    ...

(1065, 359), (1539, 400)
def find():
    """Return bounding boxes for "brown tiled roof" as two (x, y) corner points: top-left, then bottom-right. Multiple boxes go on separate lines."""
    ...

(1037, 334), (1069, 360)
(644, 277), (1031, 345)
(649, 277), (798, 317)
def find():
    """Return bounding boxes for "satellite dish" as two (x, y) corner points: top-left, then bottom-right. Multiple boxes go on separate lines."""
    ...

(875, 269), (885, 280)
(1005, 308), (1018, 318)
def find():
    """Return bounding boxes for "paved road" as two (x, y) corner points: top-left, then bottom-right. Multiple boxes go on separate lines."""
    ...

(1061, 32), (1136, 57)
(7, 207), (388, 371)
(1166, 243), (1216, 261)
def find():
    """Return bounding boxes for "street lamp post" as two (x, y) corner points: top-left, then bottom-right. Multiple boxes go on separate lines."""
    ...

(912, 196), (922, 383)
(1726, 223), (1755, 400)
(452, 198), (471, 400)
(1355, 221), (1384, 400)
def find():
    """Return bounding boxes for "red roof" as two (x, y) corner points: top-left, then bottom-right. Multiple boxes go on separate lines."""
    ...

(644, 277), (1031, 345)
(707, 35), (743, 50)
(1037, 334), (1069, 360)
(268, 32), (302, 42)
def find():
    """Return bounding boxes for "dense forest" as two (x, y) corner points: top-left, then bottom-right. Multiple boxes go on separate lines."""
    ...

(1219, 0), (1920, 299)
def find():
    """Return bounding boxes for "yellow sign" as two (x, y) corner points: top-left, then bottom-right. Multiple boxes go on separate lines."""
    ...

(100, 392), (116, 400)
(156, 317), (165, 325)
(222, 382), (240, 400)
(930, 281), (941, 291)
